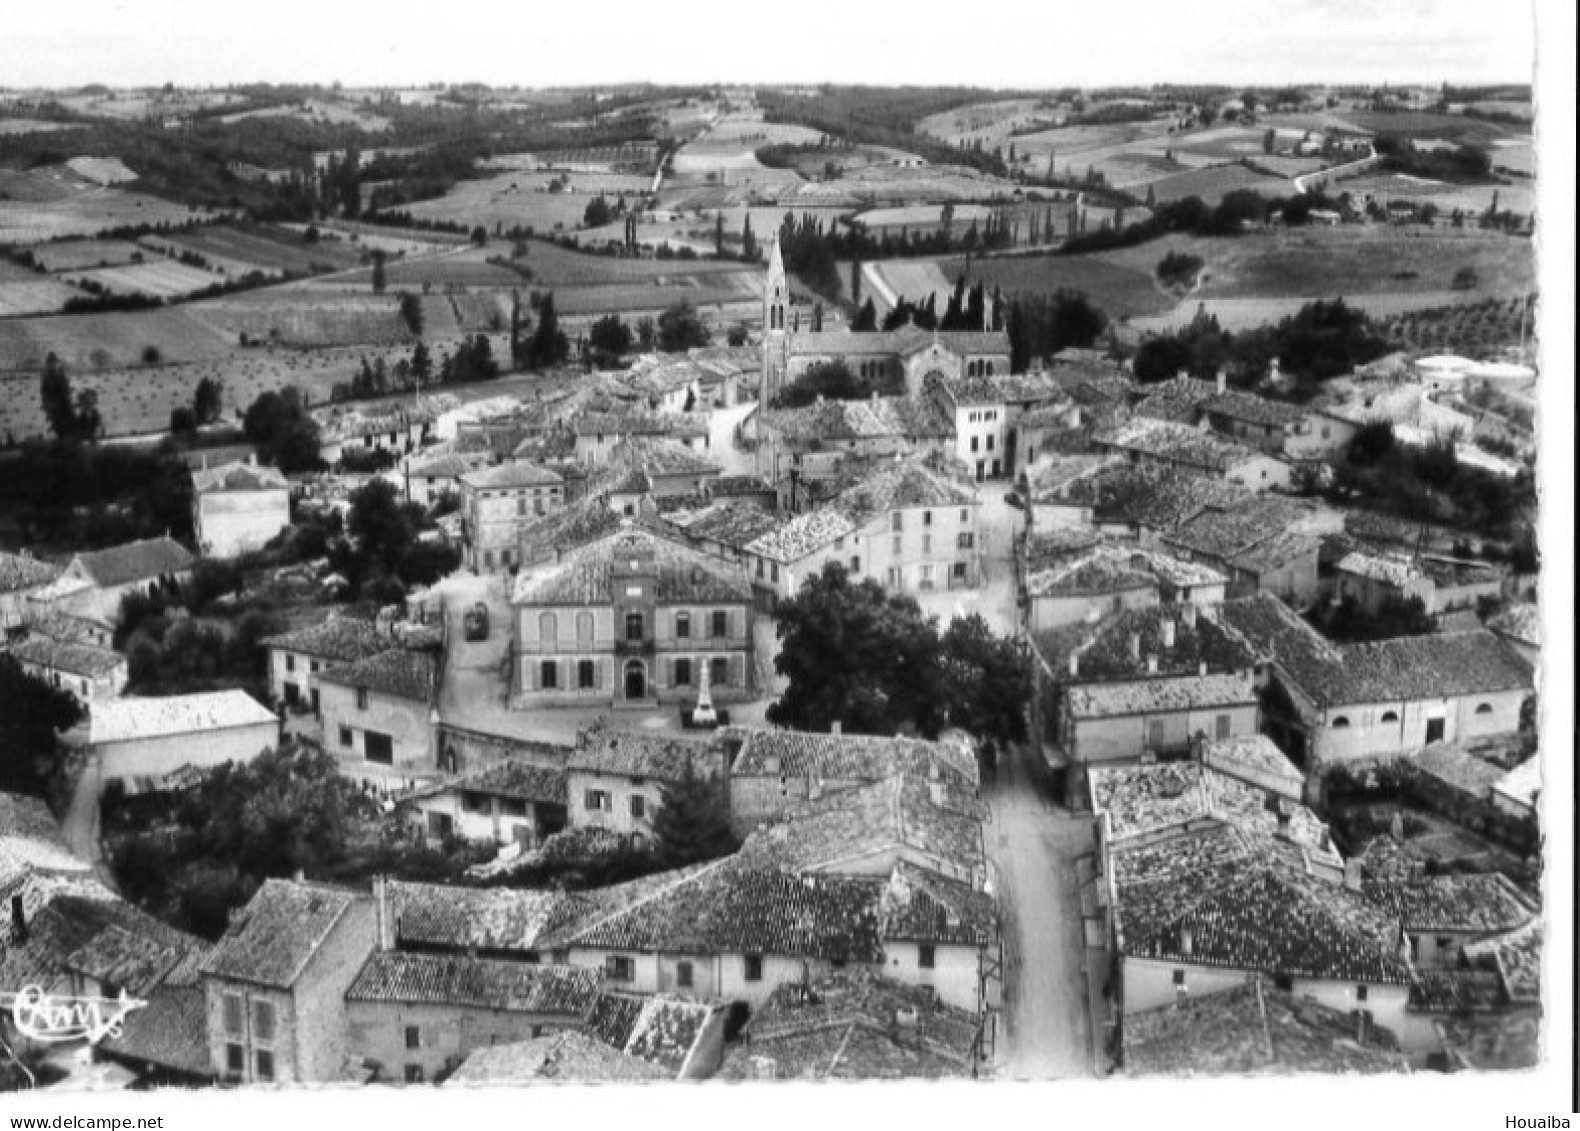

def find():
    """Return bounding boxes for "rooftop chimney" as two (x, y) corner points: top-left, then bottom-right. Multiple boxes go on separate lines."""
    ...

(10, 895), (26, 945)
(1161, 617), (1176, 649)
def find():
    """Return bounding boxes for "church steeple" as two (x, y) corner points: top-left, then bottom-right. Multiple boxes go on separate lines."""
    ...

(760, 235), (790, 405)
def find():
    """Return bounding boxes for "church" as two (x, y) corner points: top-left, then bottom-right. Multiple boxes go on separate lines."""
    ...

(758, 237), (1013, 406)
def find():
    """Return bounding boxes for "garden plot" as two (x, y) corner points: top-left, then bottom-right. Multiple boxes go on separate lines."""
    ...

(918, 99), (1052, 147)
(70, 259), (225, 298)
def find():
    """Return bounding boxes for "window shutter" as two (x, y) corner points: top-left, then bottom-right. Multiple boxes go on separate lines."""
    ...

(729, 654), (744, 688)
(593, 658), (603, 690)
(528, 659), (539, 691)
(658, 656), (671, 688)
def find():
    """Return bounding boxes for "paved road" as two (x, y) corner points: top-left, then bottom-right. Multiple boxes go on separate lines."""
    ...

(985, 738), (1096, 1079)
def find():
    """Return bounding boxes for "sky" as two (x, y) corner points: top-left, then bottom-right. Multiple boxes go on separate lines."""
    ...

(0, 0), (1541, 90)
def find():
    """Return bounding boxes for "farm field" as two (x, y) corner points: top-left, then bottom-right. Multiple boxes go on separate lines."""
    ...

(870, 252), (1173, 322)
(918, 99), (1054, 147)
(65, 157), (138, 186)
(150, 223), (371, 276)
(518, 239), (761, 287)
(188, 291), (412, 349)
(220, 98), (392, 131)
(28, 239), (148, 272)
(70, 260), (225, 298)
(1338, 110), (1527, 146)
(580, 205), (855, 253)
(398, 172), (620, 234)
(0, 280), (85, 317)
(485, 145), (659, 174)
(0, 188), (216, 244)
(0, 305), (235, 372)
(1124, 290), (1504, 337)
(1144, 164), (1290, 205)
(0, 120), (85, 136)
(549, 273), (762, 317)
(1335, 174), (1536, 221)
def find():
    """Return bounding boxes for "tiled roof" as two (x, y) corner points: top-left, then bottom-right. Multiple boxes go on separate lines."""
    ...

(661, 499), (783, 552)
(88, 691), (277, 745)
(1067, 673), (1256, 718)
(708, 475), (774, 497)
(1332, 632), (1533, 703)
(72, 537), (194, 588)
(0, 551), (62, 594)
(1114, 851), (1410, 985)
(512, 527), (752, 606)
(1226, 530), (1323, 575)
(1464, 920), (1541, 1005)
(191, 461), (289, 493)
(1133, 376), (1218, 423)
(564, 858), (886, 963)
(460, 460), (564, 490)
(1487, 603), (1539, 648)
(1031, 603), (1257, 684)
(7, 635), (123, 679)
(720, 970), (981, 1080)
(1200, 735), (1305, 791)
(518, 494), (624, 559)
(1214, 593), (1348, 699)
(784, 325), (1007, 360)
(833, 458), (978, 519)
(568, 727), (723, 782)
(611, 436), (721, 479)
(1201, 388), (1308, 428)
(387, 881), (592, 955)
(726, 728), (979, 790)
(1334, 548), (1425, 588)
(1415, 556), (1503, 589)
(572, 409), (708, 440)
(1023, 453), (1127, 503)
(317, 647), (439, 703)
(1409, 969), (1507, 1013)
(201, 879), (364, 989)
(1365, 874), (1536, 935)
(5, 892), (201, 1000)
(1024, 540), (1225, 600)
(1092, 762), (1333, 862)
(0, 792), (90, 880)
(1095, 418), (1267, 473)
(878, 861), (997, 947)
(1072, 463), (1253, 530)
(1123, 979), (1408, 1076)
(453, 761), (567, 805)
(587, 992), (716, 1074)
(446, 1031), (669, 1084)
(737, 774), (985, 879)
(409, 452), (486, 480)
(1407, 743), (1509, 799)
(759, 396), (955, 444)
(742, 507), (858, 564)
(346, 951), (600, 1015)
(938, 369), (1062, 407)
(1164, 502), (1325, 568)
(98, 977), (212, 1078)
(260, 615), (392, 664)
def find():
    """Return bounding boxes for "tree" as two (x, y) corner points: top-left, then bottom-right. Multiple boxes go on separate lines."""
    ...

(170, 405), (197, 434)
(714, 213), (725, 256)
(583, 196), (612, 228)
(656, 301), (711, 353)
(371, 249), (388, 294)
(398, 292), (424, 337)
(411, 340), (433, 384)
(242, 387), (323, 475)
(192, 377), (224, 426)
(588, 314), (634, 363)
(523, 292), (569, 369)
(768, 562), (945, 737)
(40, 352), (79, 441)
(650, 759), (738, 867)
(938, 615), (1030, 744)
(636, 317), (656, 351)
(1263, 128), (1276, 155)
(72, 388), (102, 441)
(0, 655), (84, 796)
(852, 297), (878, 333)
(726, 322), (750, 347)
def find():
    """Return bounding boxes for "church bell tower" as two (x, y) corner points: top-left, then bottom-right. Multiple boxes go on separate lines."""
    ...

(760, 236), (789, 404)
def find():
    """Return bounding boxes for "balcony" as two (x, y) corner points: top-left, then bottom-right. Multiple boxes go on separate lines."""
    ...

(614, 636), (654, 655)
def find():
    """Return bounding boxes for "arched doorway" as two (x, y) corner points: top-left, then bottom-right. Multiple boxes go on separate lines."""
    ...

(624, 660), (647, 702)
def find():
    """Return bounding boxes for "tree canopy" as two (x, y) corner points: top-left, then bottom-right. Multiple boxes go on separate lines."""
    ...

(651, 760), (738, 868)
(656, 301), (711, 353)
(0, 656), (85, 796)
(242, 387), (324, 474)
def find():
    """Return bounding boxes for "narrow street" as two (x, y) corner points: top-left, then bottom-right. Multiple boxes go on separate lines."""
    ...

(985, 738), (1096, 1079)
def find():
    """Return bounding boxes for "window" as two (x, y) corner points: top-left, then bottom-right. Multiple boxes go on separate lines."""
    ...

(957, 532), (974, 550)
(339, 725), (353, 748)
(1380, 711), (1399, 723)
(892, 535), (902, 556)
(403, 1065), (424, 1084)
(1355, 985), (1368, 1003)
(356, 687), (369, 710)
(607, 955), (634, 982)
(576, 611), (594, 642)
(1331, 716), (1350, 729)
(255, 1049), (275, 1083)
(285, 654), (296, 673)
(631, 795), (646, 820)
(1172, 969), (1186, 986)
(1215, 714), (1232, 740)
(891, 512), (903, 533)
(500, 798), (527, 818)
(919, 564), (936, 591)
(677, 961), (694, 989)
(405, 1025), (421, 1050)
(923, 510), (933, 527)
(427, 812), (453, 839)
(710, 657), (728, 688)
(578, 660), (596, 690)
(517, 497), (526, 517)
(922, 535), (932, 554)
(676, 611), (691, 639)
(461, 792), (489, 814)
(626, 613), (644, 641)
(585, 790), (609, 811)
(364, 731), (394, 765)
(675, 658), (692, 687)
(310, 661), (319, 674)
(1425, 717), (1445, 745)
(850, 557), (861, 573)
(970, 436), (980, 453)
(960, 508), (969, 523)
(744, 955), (764, 982)
(223, 993), (243, 1037)
(918, 944), (936, 969)
(539, 612), (558, 645)
(540, 661), (558, 690)
(711, 610), (728, 638)
(770, 563), (779, 583)
(225, 1043), (244, 1077)
(986, 435), (995, 452)
(756, 558), (765, 579)
(252, 999), (276, 1043)
(1436, 935), (1453, 953)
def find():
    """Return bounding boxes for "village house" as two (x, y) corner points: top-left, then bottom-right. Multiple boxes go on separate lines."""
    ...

(567, 728), (725, 842)
(85, 691), (280, 790)
(1019, 528), (1228, 632)
(31, 536), (194, 625)
(571, 410), (710, 468)
(719, 969), (987, 1080)
(517, 494), (626, 566)
(606, 435), (722, 499)
(375, 879), (592, 966)
(1021, 454), (1128, 530)
(317, 646), (442, 789)
(722, 727), (979, 833)
(190, 460), (291, 559)
(344, 948), (602, 1084)
(1060, 463), (1256, 544)
(404, 761), (568, 848)
(403, 450), (489, 510)
(460, 460), (565, 572)
(831, 457), (985, 594)
(1328, 547), (1504, 617)
(509, 526), (756, 710)
(1105, 827), (1421, 1050)
(261, 615), (393, 714)
(315, 403), (437, 465)
(581, 991), (729, 1079)
(200, 879), (377, 1084)
(686, 344), (760, 409)
(20, 608), (116, 651)
(5, 632), (126, 703)
(0, 550), (63, 630)
(1094, 418), (1293, 493)
(444, 1031), (670, 1083)
(1014, 398), (1100, 467)
(926, 370), (1064, 482)
(1162, 503), (1328, 608)
(1364, 872), (1537, 970)
(1216, 593), (1535, 772)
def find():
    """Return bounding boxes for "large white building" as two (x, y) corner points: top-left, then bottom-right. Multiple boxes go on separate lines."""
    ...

(191, 460), (291, 559)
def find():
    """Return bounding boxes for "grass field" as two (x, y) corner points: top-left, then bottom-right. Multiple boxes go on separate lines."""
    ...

(188, 292), (411, 349)
(870, 252), (1173, 322)
(0, 280), (85, 317)
(29, 239), (148, 272)
(1335, 174), (1536, 221)
(1338, 110), (1527, 146)
(1145, 164), (1290, 206)
(151, 223), (370, 276)
(1124, 290), (1500, 337)
(71, 260), (225, 298)
(0, 306), (235, 372)
(400, 172), (620, 234)
(0, 188), (215, 244)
